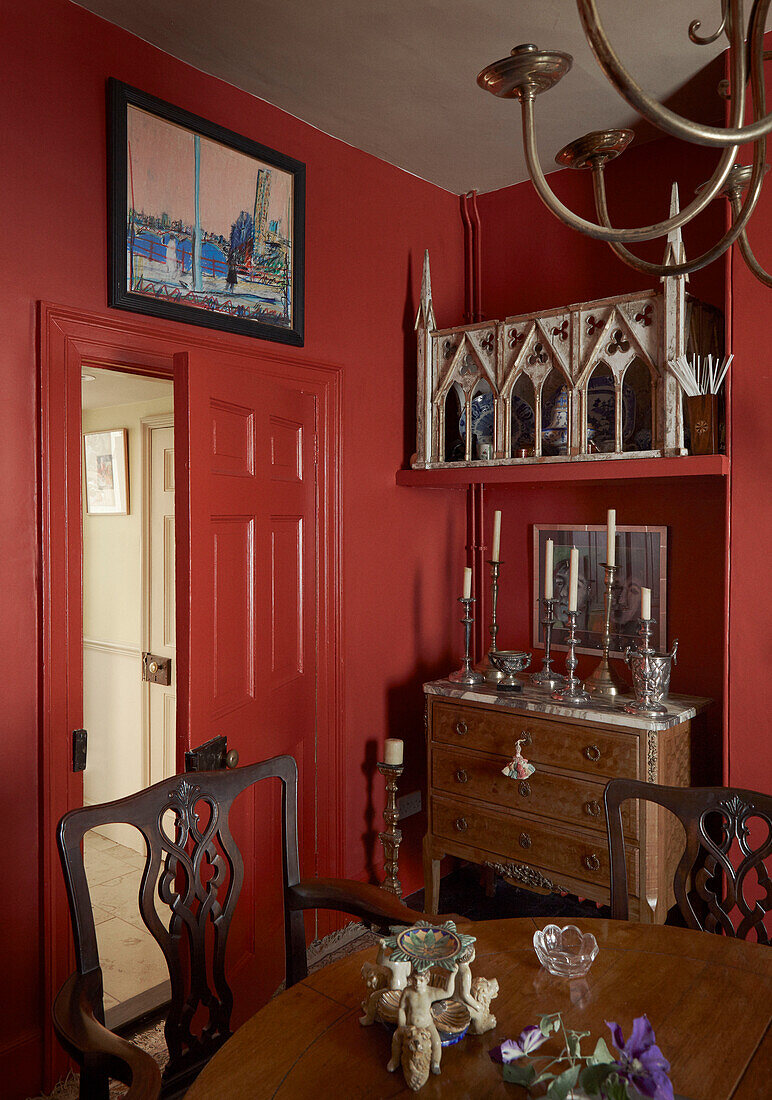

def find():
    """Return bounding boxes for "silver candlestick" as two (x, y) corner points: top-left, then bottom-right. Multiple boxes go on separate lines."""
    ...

(377, 762), (404, 898)
(449, 596), (484, 686)
(531, 596), (565, 691)
(551, 609), (591, 706)
(476, 560), (505, 683)
(584, 562), (627, 700)
(623, 618), (668, 716)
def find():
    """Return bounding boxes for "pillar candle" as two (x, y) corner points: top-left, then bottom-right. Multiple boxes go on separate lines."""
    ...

(544, 539), (554, 599)
(491, 511), (502, 561)
(384, 738), (403, 765)
(568, 546), (579, 612)
(641, 586), (651, 620)
(462, 566), (472, 599)
(606, 508), (616, 567)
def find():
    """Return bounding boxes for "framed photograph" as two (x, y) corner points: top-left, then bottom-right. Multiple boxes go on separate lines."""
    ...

(108, 79), (305, 346)
(83, 430), (129, 515)
(532, 524), (667, 656)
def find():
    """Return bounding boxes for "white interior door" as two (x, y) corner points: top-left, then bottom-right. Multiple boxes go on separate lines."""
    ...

(146, 420), (176, 784)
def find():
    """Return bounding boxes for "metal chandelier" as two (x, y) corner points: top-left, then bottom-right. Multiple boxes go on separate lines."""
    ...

(478, 0), (772, 285)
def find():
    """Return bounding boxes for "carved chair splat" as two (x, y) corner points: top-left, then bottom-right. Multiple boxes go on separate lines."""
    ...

(605, 779), (772, 942)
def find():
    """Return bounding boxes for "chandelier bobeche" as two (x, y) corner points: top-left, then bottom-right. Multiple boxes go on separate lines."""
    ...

(478, 0), (772, 286)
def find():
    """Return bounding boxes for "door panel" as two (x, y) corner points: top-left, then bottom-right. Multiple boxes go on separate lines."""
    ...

(178, 349), (317, 1018)
(148, 423), (176, 785)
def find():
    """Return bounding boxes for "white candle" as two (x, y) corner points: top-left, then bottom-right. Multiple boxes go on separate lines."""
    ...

(568, 546), (579, 612)
(462, 566), (472, 599)
(384, 738), (403, 765)
(606, 509), (616, 567)
(491, 511), (502, 561)
(544, 539), (554, 600)
(641, 586), (651, 621)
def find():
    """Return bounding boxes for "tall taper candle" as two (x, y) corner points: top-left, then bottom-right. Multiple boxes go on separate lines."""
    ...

(607, 509), (616, 567)
(544, 538), (554, 600)
(462, 566), (472, 599)
(641, 586), (651, 620)
(568, 546), (579, 612)
(491, 510), (502, 561)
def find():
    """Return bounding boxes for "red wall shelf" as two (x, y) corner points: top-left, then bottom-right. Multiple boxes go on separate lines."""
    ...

(396, 454), (728, 488)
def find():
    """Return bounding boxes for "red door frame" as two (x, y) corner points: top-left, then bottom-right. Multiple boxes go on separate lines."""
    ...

(39, 303), (344, 1086)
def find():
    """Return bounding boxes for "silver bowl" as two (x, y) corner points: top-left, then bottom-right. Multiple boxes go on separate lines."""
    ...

(533, 924), (599, 979)
(490, 650), (532, 691)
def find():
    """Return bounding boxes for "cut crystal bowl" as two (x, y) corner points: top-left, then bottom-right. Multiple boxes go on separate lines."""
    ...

(533, 924), (599, 979)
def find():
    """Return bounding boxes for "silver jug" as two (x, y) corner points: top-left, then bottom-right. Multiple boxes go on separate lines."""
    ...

(625, 639), (679, 703)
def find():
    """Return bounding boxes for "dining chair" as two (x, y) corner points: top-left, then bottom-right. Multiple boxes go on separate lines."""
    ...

(604, 778), (772, 942)
(54, 754), (427, 1100)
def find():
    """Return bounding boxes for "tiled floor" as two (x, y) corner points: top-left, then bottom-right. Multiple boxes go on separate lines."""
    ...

(83, 830), (169, 1010)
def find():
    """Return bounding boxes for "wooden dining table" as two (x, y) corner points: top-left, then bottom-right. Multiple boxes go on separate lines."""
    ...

(186, 917), (772, 1100)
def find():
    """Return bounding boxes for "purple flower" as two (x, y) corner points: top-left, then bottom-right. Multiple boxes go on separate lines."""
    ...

(606, 1016), (674, 1100)
(489, 1024), (549, 1064)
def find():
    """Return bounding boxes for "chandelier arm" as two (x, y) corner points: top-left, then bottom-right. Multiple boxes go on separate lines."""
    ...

(591, 154), (765, 275)
(521, 94), (741, 242)
(577, 0), (772, 147)
(689, 0), (730, 45)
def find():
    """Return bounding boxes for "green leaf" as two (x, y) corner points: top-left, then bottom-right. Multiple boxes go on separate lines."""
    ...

(546, 1064), (580, 1100)
(533, 1071), (556, 1086)
(503, 1062), (536, 1087)
(589, 1037), (615, 1065)
(600, 1072), (629, 1100)
(579, 1062), (616, 1093)
(565, 1030), (582, 1059)
(540, 1013), (560, 1037)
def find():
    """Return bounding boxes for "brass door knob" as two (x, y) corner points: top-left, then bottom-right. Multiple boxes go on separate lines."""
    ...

(454, 817), (468, 832)
(519, 831), (532, 849)
(584, 799), (601, 817)
(148, 660), (159, 675)
(583, 853), (601, 871)
(455, 721), (468, 736)
(225, 749), (240, 769)
(455, 768), (469, 784)
(584, 744), (601, 762)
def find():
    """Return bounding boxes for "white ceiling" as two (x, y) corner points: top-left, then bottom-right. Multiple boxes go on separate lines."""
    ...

(75, 0), (726, 194)
(81, 366), (173, 410)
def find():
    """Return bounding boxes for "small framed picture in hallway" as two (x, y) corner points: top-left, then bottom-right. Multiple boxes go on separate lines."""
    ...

(83, 429), (130, 515)
(108, 79), (306, 346)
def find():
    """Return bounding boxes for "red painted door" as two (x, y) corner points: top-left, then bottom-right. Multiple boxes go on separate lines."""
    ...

(176, 348), (317, 1017)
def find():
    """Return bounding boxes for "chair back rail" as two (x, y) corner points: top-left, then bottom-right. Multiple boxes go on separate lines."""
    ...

(604, 779), (772, 942)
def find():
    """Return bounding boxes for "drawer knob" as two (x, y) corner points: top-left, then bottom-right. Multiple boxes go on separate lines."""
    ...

(584, 799), (601, 817)
(454, 817), (468, 832)
(584, 744), (602, 762)
(518, 780), (531, 798)
(519, 831), (532, 849)
(455, 768), (469, 784)
(520, 730), (532, 746)
(455, 721), (468, 736)
(583, 853), (601, 872)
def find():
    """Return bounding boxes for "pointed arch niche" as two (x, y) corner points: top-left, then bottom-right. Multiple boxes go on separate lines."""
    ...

(414, 253), (724, 469)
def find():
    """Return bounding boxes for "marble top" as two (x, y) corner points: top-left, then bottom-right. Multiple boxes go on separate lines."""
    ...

(424, 678), (711, 731)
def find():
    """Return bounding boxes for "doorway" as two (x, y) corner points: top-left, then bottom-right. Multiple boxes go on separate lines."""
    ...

(80, 366), (175, 1026)
(40, 305), (343, 1088)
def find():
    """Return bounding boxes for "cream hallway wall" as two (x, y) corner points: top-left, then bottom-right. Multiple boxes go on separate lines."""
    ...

(83, 393), (173, 852)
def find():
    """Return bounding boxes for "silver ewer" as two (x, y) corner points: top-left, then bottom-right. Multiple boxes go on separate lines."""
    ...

(624, 621), (678, 716)
(551, 609), (591, 706)
(531, 596), (565, 691)
(449, 596), (484, 686)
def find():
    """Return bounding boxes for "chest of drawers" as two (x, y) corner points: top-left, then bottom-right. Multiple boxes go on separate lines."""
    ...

(423, 680), (706, 924)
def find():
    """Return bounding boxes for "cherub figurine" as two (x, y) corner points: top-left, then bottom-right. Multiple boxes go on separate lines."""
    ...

(359, 960), (390, 1026)
(387, 971), (445, 1082)
(376, 937), (412, 990)
(447, 946), (499, 1034)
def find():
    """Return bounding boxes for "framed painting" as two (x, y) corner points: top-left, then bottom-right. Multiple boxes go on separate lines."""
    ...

(83, 429), (129, 515)
(108, 79), (305, 345)
(532, 524), (667, 657)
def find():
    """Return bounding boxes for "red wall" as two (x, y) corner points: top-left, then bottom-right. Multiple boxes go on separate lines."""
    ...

(474, 136), (730, 781)
(0, 3), (465, 1094)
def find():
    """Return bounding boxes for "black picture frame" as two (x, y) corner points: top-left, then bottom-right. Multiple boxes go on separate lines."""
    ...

(108, 79), (305, 346)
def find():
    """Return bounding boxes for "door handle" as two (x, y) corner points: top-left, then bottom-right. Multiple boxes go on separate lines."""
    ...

(143, 652), (172, 685)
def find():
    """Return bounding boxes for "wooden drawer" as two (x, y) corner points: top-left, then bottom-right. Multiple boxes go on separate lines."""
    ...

(432, 701), (638, 779)
(432, 745), (638, 841)
(432, 795), (639, 896)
